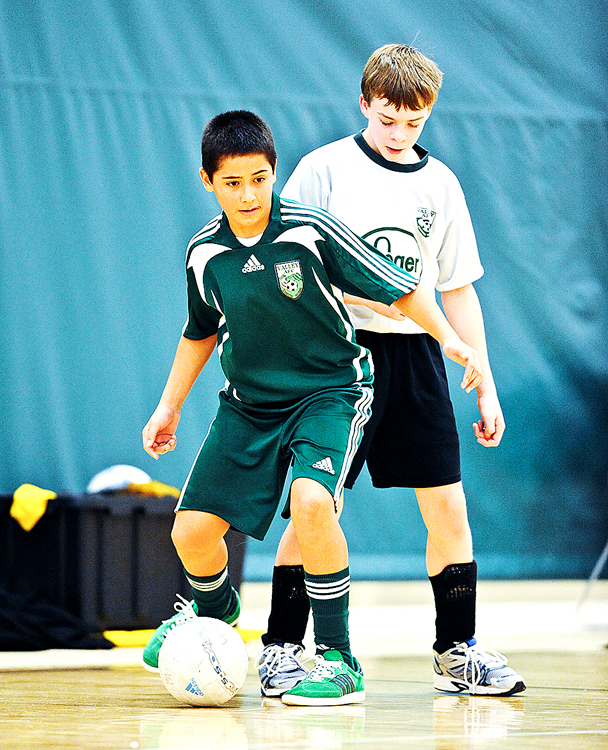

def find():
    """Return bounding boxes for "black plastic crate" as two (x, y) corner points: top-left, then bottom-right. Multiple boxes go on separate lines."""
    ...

(0, 494), (246, 631)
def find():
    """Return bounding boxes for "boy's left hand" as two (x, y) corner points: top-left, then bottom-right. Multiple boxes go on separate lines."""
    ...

(474, 392), (506, 447)
(442, 339), (483, 393)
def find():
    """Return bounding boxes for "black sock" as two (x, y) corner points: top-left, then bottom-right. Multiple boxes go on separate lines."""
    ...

(430, 561), (477, 654)
(261, 565), (311, 647)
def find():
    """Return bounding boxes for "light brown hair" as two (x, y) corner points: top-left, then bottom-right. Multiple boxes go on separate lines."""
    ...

(361, 44), (443, 111)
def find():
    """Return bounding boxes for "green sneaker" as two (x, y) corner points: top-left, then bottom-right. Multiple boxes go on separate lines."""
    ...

(142, 591), (241, 672)
(223, 590), (241, 626)
(281, 650), (365, 706)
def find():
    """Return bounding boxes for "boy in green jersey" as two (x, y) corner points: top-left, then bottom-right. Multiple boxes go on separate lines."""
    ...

(141, 110), (481, 706)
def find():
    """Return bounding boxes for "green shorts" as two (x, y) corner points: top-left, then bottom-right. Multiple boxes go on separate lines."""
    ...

(176, 384), (373, 540)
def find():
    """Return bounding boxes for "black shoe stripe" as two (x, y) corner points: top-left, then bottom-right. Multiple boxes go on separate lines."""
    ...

(331, 673), (355, 695)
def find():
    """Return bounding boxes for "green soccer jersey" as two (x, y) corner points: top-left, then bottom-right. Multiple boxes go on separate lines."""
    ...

(184, 194), (418, 406)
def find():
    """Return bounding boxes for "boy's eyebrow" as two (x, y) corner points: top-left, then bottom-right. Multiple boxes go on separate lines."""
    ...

(380, 113), (426, 123)
(220, 168), (271, 180)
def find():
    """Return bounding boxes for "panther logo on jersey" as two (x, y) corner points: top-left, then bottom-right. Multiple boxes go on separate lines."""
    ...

(416, 207), (436, 238)
(275, 260), (303, 299)
(362, 227), (423, 281)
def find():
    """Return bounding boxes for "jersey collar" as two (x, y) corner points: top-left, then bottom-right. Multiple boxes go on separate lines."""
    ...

(216, 193), (283, 247)
(353, 131), (429, 172)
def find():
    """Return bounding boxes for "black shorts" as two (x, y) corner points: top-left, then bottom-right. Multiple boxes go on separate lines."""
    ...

(345, 331), (461, 490)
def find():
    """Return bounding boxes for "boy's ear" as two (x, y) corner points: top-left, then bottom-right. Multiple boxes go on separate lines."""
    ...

(359, 94), (371, 118)
(200, 167), (214, 192)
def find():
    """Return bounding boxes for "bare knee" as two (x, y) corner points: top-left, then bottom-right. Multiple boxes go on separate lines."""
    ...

(430, 520), (472, 551)
(171, 510), (228, 558)
(290, 479), (336, 527)
(417, 484), (472, 544)
(171, 521), (200, 557)
(291, 493), (331, 526)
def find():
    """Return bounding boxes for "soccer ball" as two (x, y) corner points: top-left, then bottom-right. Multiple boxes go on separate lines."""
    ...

(158, 617), (249, 706)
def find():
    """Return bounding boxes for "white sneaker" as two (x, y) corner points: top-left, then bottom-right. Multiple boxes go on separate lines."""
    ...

(433, 638), (526, 696)
(255, 643), (310, 697)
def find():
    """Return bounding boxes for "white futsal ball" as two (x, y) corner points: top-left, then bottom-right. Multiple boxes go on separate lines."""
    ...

(158, 617), (249, 706)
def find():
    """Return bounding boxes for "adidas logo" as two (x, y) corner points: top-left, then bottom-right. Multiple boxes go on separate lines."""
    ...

(185, 679), (204, 696)
(312, 457), (335, 475)
(242, 254), (265, 273)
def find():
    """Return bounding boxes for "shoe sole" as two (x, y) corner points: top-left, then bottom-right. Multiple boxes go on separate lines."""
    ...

(261, 687), (288, 698)
(282, 690), (365, 706)
(434, 676), (526, 696)
(260, 679), (308, 698)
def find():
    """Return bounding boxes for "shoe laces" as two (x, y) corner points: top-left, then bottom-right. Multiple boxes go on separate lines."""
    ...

(163, 593), (197, 624)
(255, 644), (306, 676)
(461, 644), (509, 688)
(305, 655), (341, 682)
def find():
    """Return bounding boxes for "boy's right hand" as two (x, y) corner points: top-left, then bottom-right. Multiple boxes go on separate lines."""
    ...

(142, 405), (180, 459)
(442, 338), (483, 393)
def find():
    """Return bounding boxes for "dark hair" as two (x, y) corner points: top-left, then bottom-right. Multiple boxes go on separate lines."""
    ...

(201, 110), (277, 179)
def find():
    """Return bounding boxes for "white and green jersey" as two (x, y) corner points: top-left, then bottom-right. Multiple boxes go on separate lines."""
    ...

(184, 194), (418, 406)
(282, 132), (484, 334)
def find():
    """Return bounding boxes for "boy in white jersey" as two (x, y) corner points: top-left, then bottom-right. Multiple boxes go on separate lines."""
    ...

(140, 110), (481, 705)
(257, 45), (526, 697)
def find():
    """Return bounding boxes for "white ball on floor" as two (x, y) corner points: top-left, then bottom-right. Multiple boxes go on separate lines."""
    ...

(158, 617), (249, 706)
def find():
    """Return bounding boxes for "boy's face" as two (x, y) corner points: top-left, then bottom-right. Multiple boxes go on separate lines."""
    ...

(200, 153), (276, 238)
(360, 95), (432, 164)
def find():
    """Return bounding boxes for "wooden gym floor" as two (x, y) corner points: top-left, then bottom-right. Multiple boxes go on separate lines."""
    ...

(0, 580), (606, 749)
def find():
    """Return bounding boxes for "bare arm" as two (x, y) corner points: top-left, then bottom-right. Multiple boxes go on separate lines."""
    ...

(441, 284), (505, 446)
(344, 293), (406, 321)
(392, 285), (483, 393)
(142, 334), (217, 459)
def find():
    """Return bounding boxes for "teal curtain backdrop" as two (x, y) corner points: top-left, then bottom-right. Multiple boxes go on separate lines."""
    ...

(1, 0), (606, 580)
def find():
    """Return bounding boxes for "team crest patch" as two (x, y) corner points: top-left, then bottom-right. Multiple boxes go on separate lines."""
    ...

(416, 207), (437, 237)
(275, 260), (303, 299)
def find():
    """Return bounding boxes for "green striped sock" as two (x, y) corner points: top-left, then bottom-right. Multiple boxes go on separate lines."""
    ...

(305, 567), (353, 668)
(185, 566), (237, 620)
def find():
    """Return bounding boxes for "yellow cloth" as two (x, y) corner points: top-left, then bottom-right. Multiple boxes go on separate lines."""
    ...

(104, 627), (263, 648)
(10, 484), (57, 531)
(123, 480), (180, 499)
